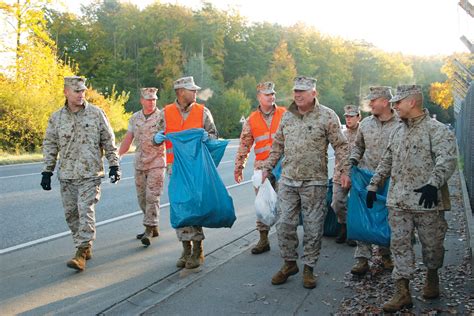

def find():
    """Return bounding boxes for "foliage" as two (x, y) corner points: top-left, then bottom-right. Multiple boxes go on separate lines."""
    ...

(267, 40), (297, 104)
(430, 81), (454, 109)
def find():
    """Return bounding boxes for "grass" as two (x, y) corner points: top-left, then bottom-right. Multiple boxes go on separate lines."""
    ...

(0, 152), (44, 165)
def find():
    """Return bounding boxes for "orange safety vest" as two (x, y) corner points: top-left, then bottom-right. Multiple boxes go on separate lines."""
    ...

(164, 102), (204, 164)
(248, 106), (286, 161)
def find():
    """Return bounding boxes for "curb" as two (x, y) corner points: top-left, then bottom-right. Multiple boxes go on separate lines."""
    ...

(459, 169), (474, 275)
(98, 229), (261, 315)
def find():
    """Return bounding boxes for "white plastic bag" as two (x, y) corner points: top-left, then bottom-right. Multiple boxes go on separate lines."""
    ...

(251, 169), (263, 189)
(255, 179), (278, 226)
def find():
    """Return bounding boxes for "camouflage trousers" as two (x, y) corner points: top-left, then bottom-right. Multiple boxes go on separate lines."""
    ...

(176, 226), (205, 241)
(389, 208), (447, 280)
(354, 242), (391, 259)
(135, 167), (165, 227)
(331, 182), (349, 224)
(276, 183), (327, 267)
(60, 178), (101, 248)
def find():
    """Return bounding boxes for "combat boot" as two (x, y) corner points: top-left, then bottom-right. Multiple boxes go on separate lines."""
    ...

(66, 246), (89, 271)
(84, 247), (92, 260)
(382, 278), (413, 312)
(271, 261), (299, 285)
(346, 239), (357, 247)
(335, 224), (347, 244)
(251, 230), (270, 254)
(350, 258), (369, 276)
(185, 240), (204, 269)
(140, 225), (155, 246)
(176, 241), (192, 268)
(381, 254), (394, 271)
(302, 264), (316, 289)
(136, 226), (159, 240)
(423, 269), (440, 299)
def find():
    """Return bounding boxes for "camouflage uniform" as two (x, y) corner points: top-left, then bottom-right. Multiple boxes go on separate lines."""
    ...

(350, 96), (399, 260)
(128, 108), (166, 227)
(368, 86), (457, 280)
(42, 100), (119, 248)
(264, 85), (350, 267)
(155, 100), (217, 242)
(235, 105), (281, 232)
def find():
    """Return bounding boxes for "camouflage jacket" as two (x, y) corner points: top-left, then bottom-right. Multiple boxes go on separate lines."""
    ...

(350, 111), (399, 171)
(367, 110), (457, 211)
(333, 125), (358, 184)
(128, 109), (165, 170)
(155, 101), (217, 139)
(235, 105), (279, 171)
(42, 101), (119, 179)
(264, 100), (350, 186)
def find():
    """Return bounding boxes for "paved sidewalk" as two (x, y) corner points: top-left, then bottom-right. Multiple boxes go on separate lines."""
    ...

(101, 169), (474, 315)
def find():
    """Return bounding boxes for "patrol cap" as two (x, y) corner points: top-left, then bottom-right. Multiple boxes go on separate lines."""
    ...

(64, 76), (87, 91)
(256, 81), (276, 94)
(173, 76), (201, 90)
(140, 87), (158, 100)
(365, 86), (393, 101)
(390, 84), (422, 102)
(293, 76), (317, 91)
(344, 105), (360, 116)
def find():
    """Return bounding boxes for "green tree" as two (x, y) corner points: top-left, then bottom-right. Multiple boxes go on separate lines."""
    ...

(231, 74), (257, 107)
(210, 88), (251, 138)
(267, 40), (297, 104)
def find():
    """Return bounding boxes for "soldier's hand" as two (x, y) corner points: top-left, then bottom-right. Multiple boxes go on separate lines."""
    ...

(261, 170), (269, 184)
(234, 168), (243, 183)
(40, 172), (53, 191)
(349, 158), (358, 167)
(366, 190), (377, 209)
(109, 166), (121, 183)
(153, 131), (166, 145)
(341, 174), (351, 189)
(414, 184), (438, 208)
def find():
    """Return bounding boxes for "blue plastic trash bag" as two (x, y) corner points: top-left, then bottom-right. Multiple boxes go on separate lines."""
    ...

(347, 166), (390, 247)
(167, 128), (236, 229)
(323, 178), (341, 237)
(204, 138), (229, 167)
(272, 158), (282, 181)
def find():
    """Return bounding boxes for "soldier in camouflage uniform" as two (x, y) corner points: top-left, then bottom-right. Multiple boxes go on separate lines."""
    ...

(349, 86), (398, 275)
(153, 76), (218, 270)
(234, 81), (286, 255)
(119, 87), (166, 247)
(263, 76), (351, 289)
(41, 76), (120, 271)
(331, 105), (360, 246)
(366, 85), (457, 312)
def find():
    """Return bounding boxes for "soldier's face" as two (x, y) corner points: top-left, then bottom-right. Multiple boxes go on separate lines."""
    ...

(140, 97), (156, 112)
(344, 114), (360, 129)
(64, 88), (86, 107)
(369, 97), (388, 116)
(394, 98), (411, 119)
(257, 93), (275, 111)
(178, 89), (197, 105)
(293, 89), (316, 108)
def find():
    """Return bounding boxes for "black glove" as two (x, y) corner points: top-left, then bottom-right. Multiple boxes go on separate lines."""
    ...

(41, 172), (53, 190)
(414, 184), (438, 208)
(366, 190), (377, 209)
(349, 158), (359, 166)
(109, 166), (121, 183)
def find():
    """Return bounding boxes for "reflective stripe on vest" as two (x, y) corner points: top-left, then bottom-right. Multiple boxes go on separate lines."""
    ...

(248, 106), (286, 161)
(164, 103), (204, 164)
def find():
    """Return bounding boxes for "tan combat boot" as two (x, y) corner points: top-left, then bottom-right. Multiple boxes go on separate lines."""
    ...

(66, 246), (89, 271)
(136, 226), (159, 240)
(350, 258), (369, 275)
(176, 241), (192, 268)
(140, 225), (155, 246)
(84, 247), (92, 260)
(383, 278), (413, 312)
(423, 269), (440, 299)
(271, 261), (299, 285)
(185, 240), (204, 269)
(251, 230), (270, 254)
(381, 254), (394, 271)
(302, 264), (316, 289)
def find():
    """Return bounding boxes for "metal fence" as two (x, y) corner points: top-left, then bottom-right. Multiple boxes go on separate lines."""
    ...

(455, 82), (474, 209)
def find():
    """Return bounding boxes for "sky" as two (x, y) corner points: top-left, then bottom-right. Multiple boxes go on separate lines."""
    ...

(64, 0), (472, 56)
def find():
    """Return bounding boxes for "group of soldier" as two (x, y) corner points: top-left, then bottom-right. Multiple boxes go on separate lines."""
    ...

(41, 73), (457, 313)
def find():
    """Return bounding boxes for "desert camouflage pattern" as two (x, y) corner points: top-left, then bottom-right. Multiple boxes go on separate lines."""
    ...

(390, 84), (422, 103)
(42, 102), (119, 178)
(173, 76), (201, 90)
(256, 81), (276, 94)
(128, 109), (166, 170)
(343, 104), (360, 116)
(365, 86), (393, 101)
(64, 76), (87, 91)
(333, 126), (358, 184)
(264, 100), (350, 186)
(276, 183), (327, 267)
(176, 226), (205, 241)
(367, 110), (457, 211)
(389, 208), (447, 280)
(292, 76), (317, 91)
(135, 168), (165, 227)
(140, 87), (158, 100)
(60, 178), (101, 248)
(350, 110), (399, 171)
